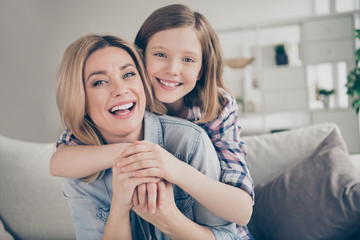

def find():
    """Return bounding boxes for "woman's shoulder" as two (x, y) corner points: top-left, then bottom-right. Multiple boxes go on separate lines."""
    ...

(156, 113), (206, 134)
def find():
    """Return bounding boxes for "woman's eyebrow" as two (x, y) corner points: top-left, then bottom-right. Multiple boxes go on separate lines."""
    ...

(86, 63), (136, 81)
(86, 71), (105, 81)
(120, 63), (135, 70)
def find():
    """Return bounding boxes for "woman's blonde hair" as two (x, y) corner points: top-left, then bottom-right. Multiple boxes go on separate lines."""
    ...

(135, 4), (229, 123)
(56, 34), (166, 181)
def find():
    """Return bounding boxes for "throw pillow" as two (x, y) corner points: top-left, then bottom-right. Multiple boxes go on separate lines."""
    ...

(248, 127), (360, 240)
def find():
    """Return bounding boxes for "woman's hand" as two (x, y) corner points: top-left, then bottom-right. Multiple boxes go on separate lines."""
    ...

(132, 180), (178, 229)
(132, 183), (155, 213)
(117, 140), (185, 184)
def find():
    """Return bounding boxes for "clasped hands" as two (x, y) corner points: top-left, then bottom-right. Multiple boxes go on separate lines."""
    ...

(112, 140), (181, 222)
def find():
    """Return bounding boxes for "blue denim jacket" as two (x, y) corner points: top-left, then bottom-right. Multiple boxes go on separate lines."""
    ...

(61, 112), (240, 240)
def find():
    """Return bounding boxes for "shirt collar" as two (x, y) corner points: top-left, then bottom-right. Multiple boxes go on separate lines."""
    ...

(144, 111), (164, 148)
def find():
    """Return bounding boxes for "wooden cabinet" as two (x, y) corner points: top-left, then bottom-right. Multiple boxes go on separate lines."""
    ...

(303, 15), (355, 64)
(306, 39), (353, 63)
(303, 16), (353, 41)
(220, 12), (358, 144)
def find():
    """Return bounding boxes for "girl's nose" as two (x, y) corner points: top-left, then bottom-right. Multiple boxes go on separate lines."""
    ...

(165, 59), (180, 76)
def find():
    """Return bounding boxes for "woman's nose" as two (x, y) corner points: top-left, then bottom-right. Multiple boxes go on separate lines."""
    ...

(111, 81), (129, 97)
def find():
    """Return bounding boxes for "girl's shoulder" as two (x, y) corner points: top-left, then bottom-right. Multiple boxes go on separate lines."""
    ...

(200, 89), (239, 130)
(217, 88), (239, 120)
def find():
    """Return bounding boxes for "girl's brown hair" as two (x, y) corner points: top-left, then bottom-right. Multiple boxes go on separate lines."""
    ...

(135, 4), (229, 123)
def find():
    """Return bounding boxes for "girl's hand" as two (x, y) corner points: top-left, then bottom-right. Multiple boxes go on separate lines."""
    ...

(118, 140), (184, 184)
(112, 159), (160, 212)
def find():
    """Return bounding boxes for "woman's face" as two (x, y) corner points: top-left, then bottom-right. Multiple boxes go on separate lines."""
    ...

(145, 27), (202, 109)
(83, 46), (146, 144)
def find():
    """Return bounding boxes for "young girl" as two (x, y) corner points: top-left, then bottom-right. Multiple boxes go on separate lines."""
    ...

(50, 4), (254, 239)
(57, 34), (240, 239)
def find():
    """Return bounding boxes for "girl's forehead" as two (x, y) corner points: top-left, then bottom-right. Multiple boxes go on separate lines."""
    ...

(148, 27), (202, 52)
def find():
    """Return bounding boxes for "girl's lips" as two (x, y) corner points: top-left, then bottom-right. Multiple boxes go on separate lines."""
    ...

(156, 78), (182, 89)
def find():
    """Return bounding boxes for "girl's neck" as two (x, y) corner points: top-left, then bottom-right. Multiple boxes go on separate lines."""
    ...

(165, 99), (189, 119)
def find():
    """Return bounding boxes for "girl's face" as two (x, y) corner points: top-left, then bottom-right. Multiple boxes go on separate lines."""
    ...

(83, 46), (146, 144)
(145, 27), (202, 109)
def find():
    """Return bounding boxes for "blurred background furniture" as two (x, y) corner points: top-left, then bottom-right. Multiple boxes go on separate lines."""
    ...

(1, 122), (359, 240)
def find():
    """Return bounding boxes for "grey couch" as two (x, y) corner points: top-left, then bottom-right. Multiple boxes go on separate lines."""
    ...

(0, 122), (359, 240)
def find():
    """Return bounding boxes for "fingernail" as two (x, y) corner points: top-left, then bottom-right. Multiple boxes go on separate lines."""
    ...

(121, 167), (127, 172)
(150, 209), (155, 214)
(142, 208), (147, 213)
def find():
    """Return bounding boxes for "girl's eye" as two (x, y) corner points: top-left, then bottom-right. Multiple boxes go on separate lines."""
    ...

(183, 57), (195, 63)
(93, 80), (107, 87)
(124, 72), (136, 79)
(154, 53), (166, 58)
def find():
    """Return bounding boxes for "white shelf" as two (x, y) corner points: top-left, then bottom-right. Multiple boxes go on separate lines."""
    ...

(220, 12), (357, 138)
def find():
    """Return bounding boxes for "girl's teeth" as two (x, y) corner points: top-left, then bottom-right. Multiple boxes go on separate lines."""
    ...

(159, 80), (180, 87)
(111, 102), (133, 112)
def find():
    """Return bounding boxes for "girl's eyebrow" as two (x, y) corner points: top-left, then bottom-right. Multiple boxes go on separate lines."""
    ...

(149, 45), (201, 57)
(86, 63), (136, 81)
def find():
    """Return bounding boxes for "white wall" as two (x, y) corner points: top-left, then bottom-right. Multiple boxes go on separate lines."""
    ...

(0, 0), (314, 142)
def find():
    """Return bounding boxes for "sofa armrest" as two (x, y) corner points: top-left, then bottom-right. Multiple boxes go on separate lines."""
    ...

(0, 134), (75, 240)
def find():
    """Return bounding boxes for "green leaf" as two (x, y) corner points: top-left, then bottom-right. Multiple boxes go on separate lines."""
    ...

(355, 29), (360, 39)
(356, 49), (360, 60)
(353, 99), (360, 108)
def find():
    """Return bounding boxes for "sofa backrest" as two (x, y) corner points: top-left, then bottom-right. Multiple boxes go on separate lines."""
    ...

(242, 123), (352, 185)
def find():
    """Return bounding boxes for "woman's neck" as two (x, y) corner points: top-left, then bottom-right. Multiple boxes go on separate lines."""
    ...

(165, 99), (189, 119)
(101, 120), (144, 144)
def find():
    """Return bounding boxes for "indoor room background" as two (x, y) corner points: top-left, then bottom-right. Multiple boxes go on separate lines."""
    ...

(1, 0), (359, 153)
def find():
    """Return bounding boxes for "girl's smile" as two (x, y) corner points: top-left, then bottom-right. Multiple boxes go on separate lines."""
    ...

(156, 78), (182, 89)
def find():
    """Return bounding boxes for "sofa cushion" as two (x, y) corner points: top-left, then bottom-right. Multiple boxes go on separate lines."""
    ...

(248, 126), (360, 240)
(243, 123), (338, 185)
(0, 135), (75, 240)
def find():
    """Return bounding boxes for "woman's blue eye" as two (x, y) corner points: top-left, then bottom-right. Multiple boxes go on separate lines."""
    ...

(124, 72), (135, 79)
(93, 80), (106, 86)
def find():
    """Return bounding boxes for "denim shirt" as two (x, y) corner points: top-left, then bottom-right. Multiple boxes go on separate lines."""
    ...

(61, 112), (240, 240)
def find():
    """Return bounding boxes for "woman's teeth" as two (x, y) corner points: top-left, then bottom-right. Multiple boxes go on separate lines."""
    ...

(110, 102), (134, 114)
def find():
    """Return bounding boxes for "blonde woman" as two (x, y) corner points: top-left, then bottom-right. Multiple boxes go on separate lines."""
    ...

(56, 34), (240, 240)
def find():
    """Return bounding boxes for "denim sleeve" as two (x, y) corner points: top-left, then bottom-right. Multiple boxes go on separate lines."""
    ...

(61, 179), (106, 240)
(189, 131), (241, 240)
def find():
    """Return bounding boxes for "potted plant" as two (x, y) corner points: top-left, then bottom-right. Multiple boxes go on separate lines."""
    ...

(236, 97), (244, 112)
(346, 29), (360, 114)
(317, 88), (335, 109)
(274, 44), (288, 66)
